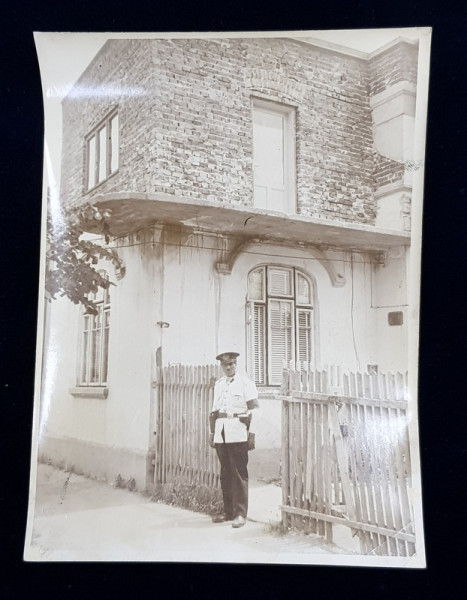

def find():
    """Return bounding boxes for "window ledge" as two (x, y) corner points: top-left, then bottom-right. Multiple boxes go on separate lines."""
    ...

(69, 386), (109, 399)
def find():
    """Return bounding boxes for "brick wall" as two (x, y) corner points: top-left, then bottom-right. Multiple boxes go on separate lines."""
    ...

(373, 152), (406, 191)
(61, 39), (153, 210)
(60, 38), (416, 226)
(369, 40), (418, 97)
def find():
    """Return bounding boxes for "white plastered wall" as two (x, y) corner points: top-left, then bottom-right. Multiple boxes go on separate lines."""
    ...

(371, 80), (416, 231)
(38, 233), (163, 488)
(39, 232), (409, 487)
(214, 242), (402, 375)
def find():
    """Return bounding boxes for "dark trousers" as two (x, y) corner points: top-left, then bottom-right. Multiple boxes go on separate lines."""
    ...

(215, 442), (249, 519)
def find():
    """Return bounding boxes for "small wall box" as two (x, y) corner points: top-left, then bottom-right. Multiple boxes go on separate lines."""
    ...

(388, 311), (403, 326)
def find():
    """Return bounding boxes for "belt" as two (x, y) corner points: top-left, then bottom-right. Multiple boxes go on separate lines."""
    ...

(217, 412), (246, 418)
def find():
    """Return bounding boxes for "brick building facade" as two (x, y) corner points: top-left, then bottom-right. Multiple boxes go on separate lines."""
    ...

(40, 35), (421, 490)
(61, 37), (417, 224)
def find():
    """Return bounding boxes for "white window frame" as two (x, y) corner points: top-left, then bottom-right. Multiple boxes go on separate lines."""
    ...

(296, 307), (313, 365)
(268, 266), (294, 298)
(85, 109), (119, 192)
(295, 270), (313, 307)
(251, 97), (296, 214)
(246, 301), (267, 386)
(78, 273), (111, 387)
(267, 298), (295, 385)
(247, 266), (314, 386)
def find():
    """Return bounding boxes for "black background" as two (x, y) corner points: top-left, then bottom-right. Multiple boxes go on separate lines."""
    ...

(1, 1), (466, 598)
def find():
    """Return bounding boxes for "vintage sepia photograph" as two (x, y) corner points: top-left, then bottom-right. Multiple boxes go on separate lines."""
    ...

(25, 29), (431, 566)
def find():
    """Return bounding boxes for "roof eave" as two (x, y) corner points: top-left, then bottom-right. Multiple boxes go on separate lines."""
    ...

(82, 192), (411, 252)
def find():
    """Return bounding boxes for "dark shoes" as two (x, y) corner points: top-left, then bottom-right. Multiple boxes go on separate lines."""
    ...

(211, 514), (233, 523)
(231, 516), (246, 528)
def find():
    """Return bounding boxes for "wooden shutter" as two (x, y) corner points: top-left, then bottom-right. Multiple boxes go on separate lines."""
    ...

(254, 304), (266, 385)
(247, 302), (266, 385)
(296, 308), (312, 365)
(268, 299), (294, 385)
(268, 267), (293, 297)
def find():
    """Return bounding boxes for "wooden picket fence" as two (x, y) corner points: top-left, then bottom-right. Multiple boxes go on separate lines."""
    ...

(281, 364), (416, 556)
(155, 364), (222, 488)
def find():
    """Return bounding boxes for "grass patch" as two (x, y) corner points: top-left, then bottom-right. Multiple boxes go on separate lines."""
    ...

(151, 481), (223, 516)
(115, 474), (136, 491)
(257, 476), (281, 486)
(265, 520), (289, 537)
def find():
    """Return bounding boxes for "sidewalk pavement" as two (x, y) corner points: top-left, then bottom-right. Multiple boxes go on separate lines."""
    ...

(24, 465), (356, 563)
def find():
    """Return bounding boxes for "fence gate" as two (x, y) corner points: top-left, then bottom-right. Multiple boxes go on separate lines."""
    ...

(281, 367), (416, 557)
(155, 364), (221, 489)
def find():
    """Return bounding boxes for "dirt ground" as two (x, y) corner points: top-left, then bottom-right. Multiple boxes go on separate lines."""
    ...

(24, 464), (358, 563)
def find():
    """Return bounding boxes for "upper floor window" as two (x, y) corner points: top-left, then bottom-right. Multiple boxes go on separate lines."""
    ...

(246, 266), (314, 386)
(79, 272), (111, 386)
(252, 98), (296, 214)
(85, 110), (119, 191)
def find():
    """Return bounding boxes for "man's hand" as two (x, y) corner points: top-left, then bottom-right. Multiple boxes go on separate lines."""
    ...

(209, 433), (215, 448)
(247, 433), (255, 451)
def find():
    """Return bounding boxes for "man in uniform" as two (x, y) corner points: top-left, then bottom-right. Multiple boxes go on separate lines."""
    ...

(209, 351), (259, 528)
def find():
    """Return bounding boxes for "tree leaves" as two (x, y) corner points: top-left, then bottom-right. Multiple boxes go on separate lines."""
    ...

(45, 205), (123, 314)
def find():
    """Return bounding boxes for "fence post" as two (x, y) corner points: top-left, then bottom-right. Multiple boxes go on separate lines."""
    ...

(281, 397), (290, 528)
(153, 347), (164, 486)
(281, 361), (289, 395)
(280, 367), (414, 555)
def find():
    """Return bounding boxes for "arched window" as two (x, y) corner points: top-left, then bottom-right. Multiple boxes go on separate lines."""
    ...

(247, 266), (314, 386)
(79, 272), (111, 386)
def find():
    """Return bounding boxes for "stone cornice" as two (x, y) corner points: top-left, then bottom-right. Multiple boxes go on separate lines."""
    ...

(374, 182), (412, 200)
(370, 80), (417, 109)
(86, 191), (411, 251)
(368, 37), (419, 60)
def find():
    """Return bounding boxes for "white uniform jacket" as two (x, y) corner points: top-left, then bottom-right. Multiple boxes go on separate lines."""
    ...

(212, 374), (259, 443)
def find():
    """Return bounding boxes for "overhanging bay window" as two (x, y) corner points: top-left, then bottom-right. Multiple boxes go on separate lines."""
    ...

(247, 266), (314, 386)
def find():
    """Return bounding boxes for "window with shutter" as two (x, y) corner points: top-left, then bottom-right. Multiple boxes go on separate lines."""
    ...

(81, 315), (91, 383)
(253, 304), (266, 385)
(246, 266), (315, 385)
(297, 308), (312, 364)
(79, 272), (111, 386)
(90, 312), (102, 383)
(268, 299), (294, 385)
(268, 267), (293, 297)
